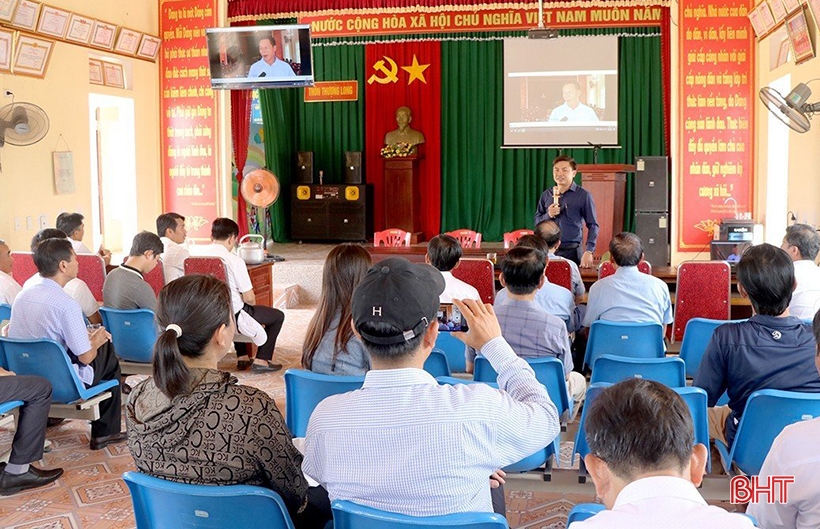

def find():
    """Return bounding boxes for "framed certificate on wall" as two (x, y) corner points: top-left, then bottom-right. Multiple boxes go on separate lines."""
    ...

(102, 61), (124, 88)
(0, 28), (13, 72)
(90, 20), (116, 49)
(88, 58), (103, 85)
(65, 12), (94, 44)
(114, 27), (141, 55)
(786, 10), (815, 64)
(0, 0), (19, 22)
(10, 0), (40, 31)
(12, 33), (53, 77)
(36, 5), (70, 39)
(136, 34), (161, 61)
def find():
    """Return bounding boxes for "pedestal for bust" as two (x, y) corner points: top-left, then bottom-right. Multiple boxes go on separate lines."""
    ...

(383, 152), (424, 243)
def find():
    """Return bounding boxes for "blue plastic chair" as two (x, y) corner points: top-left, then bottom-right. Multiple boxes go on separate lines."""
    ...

(590, 354), (686, 387)
(99, 307), (158, 363)
(472, 356), (571, 423)
(715, 389), (820, 476)
(283, 369), (364, 438)
(675, 386), (712, 473)
(0, 399), (23, 429)
(436, 374), (557, 478)
(0, 303), (10, 322)
(122, 471), (296, 529)
(566, 503), (605, 526)
(678, 318), (730, 378)
(572, 384), (710, 480)
(584, 321), (665, 370)
(424, 349), (452, 378)
(0, 337), (119, 405)
(332, 499), (508, 528)
(434, 332), (467, 373)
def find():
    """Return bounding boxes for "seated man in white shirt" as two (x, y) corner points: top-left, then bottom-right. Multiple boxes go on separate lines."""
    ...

(156, 212), (189, 283)
(571, 378), (754, 529)
(425, 234), (480, 302)
(0, 239), (21, 305)
(748, 310), (820, 529)
(303, 257), (561, 516)
(27, 229), (102, 325)
(200, 218), (285, 372)
(781, 223), (820, 320)
(583, 232), (673, 332)
(9, 238), (125, 450)
(56, 212), (111, 265)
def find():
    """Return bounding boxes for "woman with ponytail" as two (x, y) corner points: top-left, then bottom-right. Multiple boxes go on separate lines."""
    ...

(126, 275), (329, 526)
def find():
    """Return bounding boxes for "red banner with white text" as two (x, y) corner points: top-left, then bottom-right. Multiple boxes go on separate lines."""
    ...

(160, 0), (220, 241)
(677, 0), (755, 251)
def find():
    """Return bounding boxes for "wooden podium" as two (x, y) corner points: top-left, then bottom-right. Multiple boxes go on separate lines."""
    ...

(383, 153), (423, 242)
(578, 164), (634, 260)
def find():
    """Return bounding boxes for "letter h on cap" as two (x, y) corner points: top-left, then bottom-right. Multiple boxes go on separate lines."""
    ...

(373, 306), (382, 316)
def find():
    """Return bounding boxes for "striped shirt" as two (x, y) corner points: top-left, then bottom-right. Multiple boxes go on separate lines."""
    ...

(9, 276), (94, 385)
(302, 336), (560, 516)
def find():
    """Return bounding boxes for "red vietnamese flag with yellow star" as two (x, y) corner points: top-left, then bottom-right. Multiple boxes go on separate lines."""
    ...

(365, 41), (441, 239)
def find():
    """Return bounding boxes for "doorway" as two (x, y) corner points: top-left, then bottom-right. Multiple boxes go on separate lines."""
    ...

(88, 94), (136, 262)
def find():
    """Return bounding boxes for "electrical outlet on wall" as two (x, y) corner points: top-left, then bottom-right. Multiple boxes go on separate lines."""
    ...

(14, 217), (21, 231)
(39, 215), (47, 229)
(26, 216), (33, 230)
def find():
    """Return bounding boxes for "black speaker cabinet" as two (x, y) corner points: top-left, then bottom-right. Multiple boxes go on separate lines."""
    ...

(635, 212), (670, 267)
(344, 151), (362, 184)
(296, 151), (314, 184)
(635, 156), (669, 212)
(290, 184), (371, 241)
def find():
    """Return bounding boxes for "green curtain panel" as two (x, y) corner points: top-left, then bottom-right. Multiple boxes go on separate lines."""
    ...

(440, 31), (664, 240)
(258, 27), (663, 241)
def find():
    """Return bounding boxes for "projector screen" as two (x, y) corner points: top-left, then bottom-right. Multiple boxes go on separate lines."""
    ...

(503, 36), (619, 147)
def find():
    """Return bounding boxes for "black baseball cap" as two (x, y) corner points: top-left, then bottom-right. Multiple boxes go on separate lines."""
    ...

(352, 257), (445, 345)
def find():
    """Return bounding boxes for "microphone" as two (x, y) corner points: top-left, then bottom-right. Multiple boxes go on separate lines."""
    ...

(259, 72), (266, 77)
(553, 186), (560, 205)
(560, 116), (568, 122)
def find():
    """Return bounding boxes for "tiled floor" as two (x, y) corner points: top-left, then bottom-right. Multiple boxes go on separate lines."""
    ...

(0, 243), (741, 527)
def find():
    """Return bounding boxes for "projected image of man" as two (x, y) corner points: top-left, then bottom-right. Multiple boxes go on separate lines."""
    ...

(548, 82), (599, 122)
(247, 35), (295, 79)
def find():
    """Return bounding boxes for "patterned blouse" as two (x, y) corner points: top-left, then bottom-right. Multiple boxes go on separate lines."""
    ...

(126, 368), (307, 512)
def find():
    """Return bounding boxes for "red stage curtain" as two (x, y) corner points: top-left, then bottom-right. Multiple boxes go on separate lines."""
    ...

(230, 89), (252, 235)
(364, 41), (441, 239)
(660, 7), (671, 154)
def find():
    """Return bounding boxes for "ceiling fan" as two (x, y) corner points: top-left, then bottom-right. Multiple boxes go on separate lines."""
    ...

(759, 83), (820, 133)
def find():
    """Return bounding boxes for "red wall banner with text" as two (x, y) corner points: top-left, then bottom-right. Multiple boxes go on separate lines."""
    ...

(678, 0), (755, 251)
(160, 0), (219, 241)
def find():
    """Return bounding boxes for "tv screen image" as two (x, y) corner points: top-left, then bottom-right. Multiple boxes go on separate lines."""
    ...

(206, 24), (314, 89)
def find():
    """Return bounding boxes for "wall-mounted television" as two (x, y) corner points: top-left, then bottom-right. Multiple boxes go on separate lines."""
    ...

(206, 24), (313, 89)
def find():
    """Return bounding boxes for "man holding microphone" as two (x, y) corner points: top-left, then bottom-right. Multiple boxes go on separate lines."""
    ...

(534, 156), (599, 268)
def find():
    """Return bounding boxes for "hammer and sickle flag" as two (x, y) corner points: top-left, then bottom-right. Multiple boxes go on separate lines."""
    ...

(367, 56), (399, 85)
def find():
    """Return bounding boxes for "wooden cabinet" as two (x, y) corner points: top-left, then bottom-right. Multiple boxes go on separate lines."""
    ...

(290, 184), (370, 241)
(247, 262), (273, 307)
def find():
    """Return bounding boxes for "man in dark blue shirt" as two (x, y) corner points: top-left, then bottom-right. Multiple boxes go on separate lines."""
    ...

(534, 156), (599, 268)
(694, 243), (820, 448)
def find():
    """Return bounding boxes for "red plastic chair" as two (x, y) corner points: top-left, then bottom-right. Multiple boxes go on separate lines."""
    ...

(183, 257), (228, 281)
(672, 261), (731, 343)
(451, 258), (495, 304)
(598, 260), (653, 279)
(445, 229), (482, 249)
(374, 229), (411, 247)
(545, 259), (572, 291)
(10, 252), (37, 286)
(75, 254), (106, 302)
(144, 258), (166, 296)
(503, 229), (534, 249)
